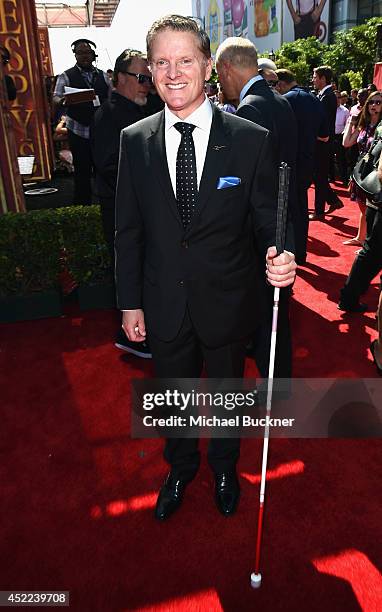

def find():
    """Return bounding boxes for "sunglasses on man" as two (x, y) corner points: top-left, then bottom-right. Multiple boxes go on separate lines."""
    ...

(123, 71), (152, 85)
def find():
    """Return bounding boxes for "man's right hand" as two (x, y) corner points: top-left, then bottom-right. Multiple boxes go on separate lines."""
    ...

(122, 309), (146, 342)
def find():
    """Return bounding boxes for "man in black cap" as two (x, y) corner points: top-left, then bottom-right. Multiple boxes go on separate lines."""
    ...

(53, 39), (111, 204)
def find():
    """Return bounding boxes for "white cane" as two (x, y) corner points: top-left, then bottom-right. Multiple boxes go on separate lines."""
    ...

(251, 162), (291, 589)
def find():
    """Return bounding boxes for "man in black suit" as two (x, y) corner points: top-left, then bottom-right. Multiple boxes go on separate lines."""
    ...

(215, 37), (297, 381)
(276, 68), (329, 262)
(310, 65), (343, 220)
(91, 49), (152, 358)
(215, 40), (297, 177)
(115, 15), (296, 521)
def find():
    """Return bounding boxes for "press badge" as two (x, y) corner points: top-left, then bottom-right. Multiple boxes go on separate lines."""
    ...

(93, 95), (100, 107)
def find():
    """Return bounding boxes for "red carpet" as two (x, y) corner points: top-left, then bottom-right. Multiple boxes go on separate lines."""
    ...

(1, 185), (381, 611)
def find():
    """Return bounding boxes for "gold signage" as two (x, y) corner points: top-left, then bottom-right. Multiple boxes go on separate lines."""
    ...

(0, 0), (53, 181)
(38, 26), (53, 77)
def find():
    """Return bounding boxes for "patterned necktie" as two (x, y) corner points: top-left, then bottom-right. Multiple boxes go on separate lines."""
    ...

(174, 122), (197, 228)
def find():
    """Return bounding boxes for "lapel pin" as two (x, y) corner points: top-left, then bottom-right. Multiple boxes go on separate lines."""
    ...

(212, 145), (227, 151)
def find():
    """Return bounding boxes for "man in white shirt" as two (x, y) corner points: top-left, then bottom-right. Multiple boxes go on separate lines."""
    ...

(115, 15), (296, 521)
(333, 90), (350, 184)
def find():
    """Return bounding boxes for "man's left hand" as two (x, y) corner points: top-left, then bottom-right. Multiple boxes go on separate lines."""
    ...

(266, 246), (296, 288)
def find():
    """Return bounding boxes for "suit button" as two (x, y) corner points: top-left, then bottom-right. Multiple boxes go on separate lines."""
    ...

(179, 280), (184, 286)
(181, 240), (188, 248)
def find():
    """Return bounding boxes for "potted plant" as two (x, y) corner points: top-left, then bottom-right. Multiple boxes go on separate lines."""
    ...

(0, 210), (62, 322)
(58, 205), (115, 310)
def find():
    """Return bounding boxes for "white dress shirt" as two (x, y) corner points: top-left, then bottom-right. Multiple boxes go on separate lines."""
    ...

(335, 104), (350, 135)
(165, 96), (213, 196)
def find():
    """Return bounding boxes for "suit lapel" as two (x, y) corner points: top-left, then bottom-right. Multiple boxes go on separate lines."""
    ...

(148, 111), (183, 228)
(186, 105), (231, 234)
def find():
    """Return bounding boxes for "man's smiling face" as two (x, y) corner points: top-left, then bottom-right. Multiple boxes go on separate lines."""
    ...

(150, 29), (212, 119)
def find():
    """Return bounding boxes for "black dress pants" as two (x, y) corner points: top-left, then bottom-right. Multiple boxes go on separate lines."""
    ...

(295, 170), (313, 264)
(68, 130), (93, 205)
(314, 140), (340, 215)
(149, 309), (247, 481)
(333, 134), (348, 182)
(340, 206), (382, 304)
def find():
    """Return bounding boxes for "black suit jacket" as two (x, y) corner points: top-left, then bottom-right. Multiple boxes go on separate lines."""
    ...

(319, 87), (337, 141)
(91, 91), (145, 200)
(236, 79), (297, 258)
(285, 86), (328, 178)
(115, 103), (278, 347)
(236, 79), (297, 169)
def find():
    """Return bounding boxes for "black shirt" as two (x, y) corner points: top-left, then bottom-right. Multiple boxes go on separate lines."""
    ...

(91, 91), (145, 199)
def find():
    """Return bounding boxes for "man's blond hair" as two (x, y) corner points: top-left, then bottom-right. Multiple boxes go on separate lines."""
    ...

(215, 37), (258, 69)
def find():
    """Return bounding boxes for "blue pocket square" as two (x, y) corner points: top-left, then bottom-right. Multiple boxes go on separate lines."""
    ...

(217, 176), (241, 190)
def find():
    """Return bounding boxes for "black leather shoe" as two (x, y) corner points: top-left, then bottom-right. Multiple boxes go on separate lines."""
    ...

(327, 200), (344, 213)
(337, 301), (368, 313)
(154, 473), (189, 521)
(214, 472), (240, 516)
(308, 213), (325, 221)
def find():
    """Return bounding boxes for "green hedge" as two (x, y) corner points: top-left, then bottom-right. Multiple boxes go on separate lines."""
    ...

(0, 209), (62, 297)
(57, 205), (112, 286)
(0, 205), (112, 297)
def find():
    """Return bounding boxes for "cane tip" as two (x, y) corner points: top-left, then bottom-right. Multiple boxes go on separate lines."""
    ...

(251, 572), (262, 589)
